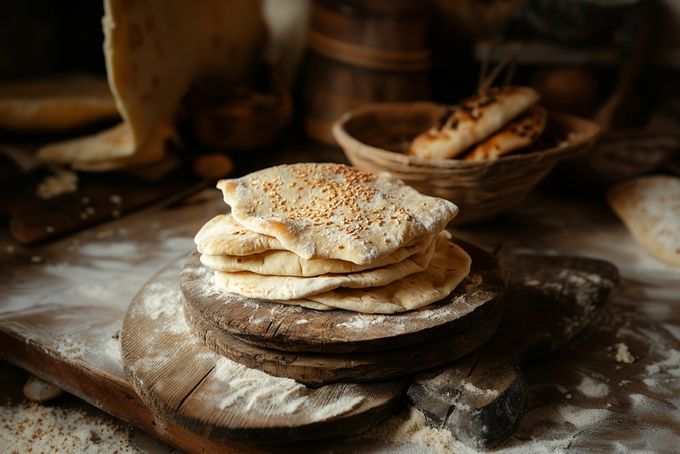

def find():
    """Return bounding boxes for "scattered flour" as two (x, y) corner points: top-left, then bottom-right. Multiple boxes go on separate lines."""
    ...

(211, 357), (364, 418)
(576, 375), (610, 398)
(360, 406), (474, 454)
(462, 381), (500, 400)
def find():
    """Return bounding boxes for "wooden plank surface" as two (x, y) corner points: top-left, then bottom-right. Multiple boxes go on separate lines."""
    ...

(0, 172), (679, 452)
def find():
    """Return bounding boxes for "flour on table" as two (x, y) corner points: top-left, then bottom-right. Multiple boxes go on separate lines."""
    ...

(211, 357), (364, 418)
(576, 375), (609, 398)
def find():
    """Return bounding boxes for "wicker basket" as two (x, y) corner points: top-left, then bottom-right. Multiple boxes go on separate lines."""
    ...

(333, 102), (601, 225)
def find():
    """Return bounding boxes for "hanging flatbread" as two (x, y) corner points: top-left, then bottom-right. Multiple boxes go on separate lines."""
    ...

(410, 86), (539, 159)
(0, 75), (118, 132)
(218, 163), (458, 264)
(270, 238), (471, 314)
(39, 0), (266, 171)
(608, 175), (680, 267)
(463, 105), (547, 161)
(212, 234), (438, 300)
(200, 232), (438, 277)
(103, 0), (266, 160)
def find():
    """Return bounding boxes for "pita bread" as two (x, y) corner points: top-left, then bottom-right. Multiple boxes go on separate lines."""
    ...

(410, 87), (539, 159)
(103, 0), (265, 157)
(268, 238), (471, 314)
(0, 75), (118, 132)
(218, 163), (458, 264)
(608, 175), (680, 267)
(213, 235), (439, 300)
(37, 123), (169, 172)
(463, 105), (547, 161)
(200, 232), (438, 277)
(195, 214), (285, 256)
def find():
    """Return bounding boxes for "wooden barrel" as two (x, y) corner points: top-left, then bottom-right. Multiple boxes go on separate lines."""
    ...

(302, 0), (432, 144)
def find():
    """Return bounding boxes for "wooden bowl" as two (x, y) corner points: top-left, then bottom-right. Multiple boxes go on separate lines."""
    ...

(333, 102), (601, 224)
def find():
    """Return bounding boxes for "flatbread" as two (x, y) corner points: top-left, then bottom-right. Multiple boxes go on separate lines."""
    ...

(267, 238), (471, 314)
(213, 234), (439, 300)
(37, 123), (169, 172)
(410, 86), (539, 159)
(200, 232), (439, 277)
(103, 0), (265, 157)
(0, 75), (119, 132)
(195, 214), (285, 256)
(218, 163), (458, 264)
(463, 105), (547, 161)
(608, 175), (680, 267)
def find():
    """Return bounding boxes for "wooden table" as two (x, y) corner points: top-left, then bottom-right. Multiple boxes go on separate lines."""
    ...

(1, 152), (678, 452)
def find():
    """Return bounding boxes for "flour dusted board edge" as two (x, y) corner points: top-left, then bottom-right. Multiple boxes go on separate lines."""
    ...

(121, 259), (406, 443)
(180, 240), (505, 354)
(0, 305), (260, 454)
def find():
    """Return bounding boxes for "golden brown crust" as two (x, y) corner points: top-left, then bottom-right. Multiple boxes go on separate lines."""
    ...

(409, 86), (539, 160)
(463, 105), (547, 161)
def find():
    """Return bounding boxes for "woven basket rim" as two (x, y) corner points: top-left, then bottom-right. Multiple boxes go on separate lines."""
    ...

(332, 101), (601, 170)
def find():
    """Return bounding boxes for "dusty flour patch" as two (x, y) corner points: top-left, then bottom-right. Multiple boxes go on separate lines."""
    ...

(211, 357), (364, 419)
(0, 402), (140, 453)
(576, 375), (609, 398)
(359, 406), (475, 454)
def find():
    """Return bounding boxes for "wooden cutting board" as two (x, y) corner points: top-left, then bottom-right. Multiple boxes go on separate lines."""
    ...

(121, 259), (406, 443)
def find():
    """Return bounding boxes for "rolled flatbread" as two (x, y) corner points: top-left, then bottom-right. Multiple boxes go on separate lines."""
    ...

(463, 105), (547, 161)
(410, 86), (539, 159)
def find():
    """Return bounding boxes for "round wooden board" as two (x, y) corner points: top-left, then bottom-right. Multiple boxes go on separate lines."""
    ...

(181, 240), (505, 354)
(121, 260), (405, 443)
(184, 293), (502, 386)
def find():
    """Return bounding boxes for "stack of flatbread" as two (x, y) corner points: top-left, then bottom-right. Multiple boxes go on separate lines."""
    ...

(194, 163), (472, 314)
(410, 86), (547, 161)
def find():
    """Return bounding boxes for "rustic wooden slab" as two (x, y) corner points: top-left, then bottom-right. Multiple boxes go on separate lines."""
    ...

(121, 259), (406, 443)
(183, 292), (503, 385)
(408, 253), (619, 449)
(180, 241), (505, 354)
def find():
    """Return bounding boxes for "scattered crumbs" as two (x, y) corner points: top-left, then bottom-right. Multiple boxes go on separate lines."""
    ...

(112, 209), (121, 218)
(86, 207), (96, 215)
(109, 194), (123, 204)
(80, 211), (89, 220)
(294, 319), (309, 325)
(45, 226), (55, 233)
(5, 245), (14, 253)
(0, 402), (141, 453)
(81, 196), (91, 204)
(30, 256), (42, 264)
(36, 169), (78, 200)
(613, 342), (636, 364)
